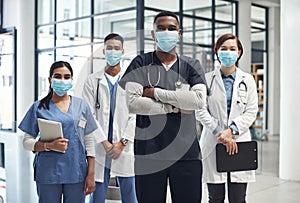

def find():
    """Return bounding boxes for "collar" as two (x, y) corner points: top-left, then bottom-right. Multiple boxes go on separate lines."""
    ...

(220, 69), (236, 80)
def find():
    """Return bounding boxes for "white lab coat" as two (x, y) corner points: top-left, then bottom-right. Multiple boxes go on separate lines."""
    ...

(82, 69), (135, 182)
(196, 67), (258, 183)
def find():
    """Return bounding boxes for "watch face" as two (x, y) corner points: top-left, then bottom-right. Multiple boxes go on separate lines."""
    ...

(121, 138), (128, 146)
(173, 107), (179, 113)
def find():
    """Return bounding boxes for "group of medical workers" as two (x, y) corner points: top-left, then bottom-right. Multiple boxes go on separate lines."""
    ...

(18, 10), (258, 203)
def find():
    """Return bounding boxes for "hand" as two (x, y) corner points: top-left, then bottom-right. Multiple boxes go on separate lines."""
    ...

(107, 142), (124, 160)
(143, 87), (155, 99)
(217, 129), (234, 144)
(101, 140), (113, 153)
(179, 109), (194, 114)
(224, 139), (238, 155)
(217, 129), (238, 155)
(84, 174), (96, 195)
(48, 138), (69, 152)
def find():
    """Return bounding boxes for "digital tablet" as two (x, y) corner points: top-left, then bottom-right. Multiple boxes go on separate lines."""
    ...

(37, 118), (64, 142)
(216, 141), (258, 172)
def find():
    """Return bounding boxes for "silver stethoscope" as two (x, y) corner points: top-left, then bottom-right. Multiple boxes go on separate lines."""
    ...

(208, 74), (248, 105)
(147, 52), (182, 88)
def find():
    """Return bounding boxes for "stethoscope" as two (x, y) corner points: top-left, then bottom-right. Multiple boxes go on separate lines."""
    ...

(95, 78), (101, 109)
(208, 73), (248, 104)
(95, 75), (120, 109)
(147, 52), (182, 88)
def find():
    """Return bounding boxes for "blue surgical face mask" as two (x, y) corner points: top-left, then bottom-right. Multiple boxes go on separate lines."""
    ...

(105, 50), (123, 66)
(155, 31), (179, 52)
(51, 78), (73, 96)
(218, 51), (238, 67)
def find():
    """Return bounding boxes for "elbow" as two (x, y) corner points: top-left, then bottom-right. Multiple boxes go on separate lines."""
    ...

(128, 101), (140, 114)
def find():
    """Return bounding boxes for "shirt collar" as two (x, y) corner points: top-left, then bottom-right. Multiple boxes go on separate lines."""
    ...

(220, 69), (236, 80)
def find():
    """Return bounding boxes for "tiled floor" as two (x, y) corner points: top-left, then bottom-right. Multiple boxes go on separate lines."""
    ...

(104, 135), (300, 203)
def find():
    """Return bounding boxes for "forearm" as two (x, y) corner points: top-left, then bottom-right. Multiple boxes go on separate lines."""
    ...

(84, 133), (95, 157)
(154, 84), (207, 110)
(126, 82), (173, 115)
(196, 108), (221, 136)
(23, 133), (37, 151)
(86, 156), (95, 176)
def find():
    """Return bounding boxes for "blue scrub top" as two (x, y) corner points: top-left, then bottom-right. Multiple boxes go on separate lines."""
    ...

(18, 96), (98, 184)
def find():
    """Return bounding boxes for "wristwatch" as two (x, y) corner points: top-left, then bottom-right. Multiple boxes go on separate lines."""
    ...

(230, 127), (238, 135)
(172, 106), (180, 113)
(120, 138), (129, 146)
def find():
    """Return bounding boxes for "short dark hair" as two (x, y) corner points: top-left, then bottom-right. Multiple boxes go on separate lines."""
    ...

(214, 33), (243, 66)
(104, 33), (124, 46)
(153, 11), (179, 24)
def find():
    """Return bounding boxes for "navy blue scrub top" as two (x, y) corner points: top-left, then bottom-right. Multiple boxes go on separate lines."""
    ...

(119, 51), (207, 161)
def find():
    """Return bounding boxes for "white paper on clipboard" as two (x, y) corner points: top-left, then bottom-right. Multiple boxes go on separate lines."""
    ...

(37, 118), (64, 142)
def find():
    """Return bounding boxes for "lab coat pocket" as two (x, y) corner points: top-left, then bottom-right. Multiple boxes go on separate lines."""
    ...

(236, 99), (247, 114)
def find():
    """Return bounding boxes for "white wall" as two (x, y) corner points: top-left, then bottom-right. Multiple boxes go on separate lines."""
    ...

(267, 6), (280, 135)
(0, 0), (38, 202)
(279, 0), (300, 181)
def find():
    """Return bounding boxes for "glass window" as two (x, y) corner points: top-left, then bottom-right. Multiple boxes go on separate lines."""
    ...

(37, 25), (55, 49)
(57, 0), (91, 21)
(215, 0), (236, 23)
(251, 6), (266, 29)
(183, 17), (212, 46)
(251, 5), (267, 51)
(145, 0), (178, 12)
(93, 10), (136, 43)
(37, 0), (54, 24)
(215, 22), (236, 40)
(183, 0), (212, 19)
(0, 30), (16, 131)
(94, 0), (136, 14)
(37, 52), (54, 100)
(56, 19), (91, 47)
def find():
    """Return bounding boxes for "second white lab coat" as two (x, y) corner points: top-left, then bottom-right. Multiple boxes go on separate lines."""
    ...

(196, 67), (258, 183)
(82, 69), (135, 182)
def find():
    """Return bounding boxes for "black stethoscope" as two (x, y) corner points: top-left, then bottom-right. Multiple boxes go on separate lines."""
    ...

(95, 78), (101, 109)
(95, 75), (120, 109)
(208, 73), (248, 104)
(147, 52), (182, 88)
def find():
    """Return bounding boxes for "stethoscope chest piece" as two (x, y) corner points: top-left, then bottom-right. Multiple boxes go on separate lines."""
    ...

(175, 80), (182, 88)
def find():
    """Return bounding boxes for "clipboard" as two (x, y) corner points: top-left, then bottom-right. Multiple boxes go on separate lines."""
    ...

(37, 118), (64, 142)
(216, 141), (258, 172)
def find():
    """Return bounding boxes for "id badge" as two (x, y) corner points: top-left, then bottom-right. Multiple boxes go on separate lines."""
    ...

(79, 118), (87, 128)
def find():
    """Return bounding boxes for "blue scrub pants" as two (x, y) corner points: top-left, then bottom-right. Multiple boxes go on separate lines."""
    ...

(89, 167), (137, 203)
(36, 182), (85, 203)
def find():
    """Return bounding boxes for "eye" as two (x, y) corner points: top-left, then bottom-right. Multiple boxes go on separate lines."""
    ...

(106, 46), (113, 50)
(114, 46), (121, 50)
(168, 26), (177, 31)
(53, 73), (62, 79)
(64, 74), (72, 80)
(156, 26), (166, 31)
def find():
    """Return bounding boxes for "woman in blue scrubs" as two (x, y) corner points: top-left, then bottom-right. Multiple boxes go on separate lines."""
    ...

(19, 61), (99, 203)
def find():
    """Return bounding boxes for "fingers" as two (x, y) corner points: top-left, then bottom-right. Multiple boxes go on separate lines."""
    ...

(84, 178), (96, 195)
(224, 140), (238, 155)
(106, 142), (123, 159)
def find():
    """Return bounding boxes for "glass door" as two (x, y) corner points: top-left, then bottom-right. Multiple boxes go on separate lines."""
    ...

(0, 28), (17, 132)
